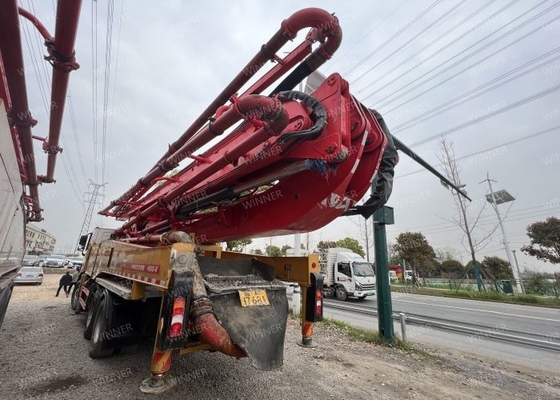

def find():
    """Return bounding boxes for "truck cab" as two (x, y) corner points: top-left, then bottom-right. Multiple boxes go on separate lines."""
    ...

(320, 248), (376, 301)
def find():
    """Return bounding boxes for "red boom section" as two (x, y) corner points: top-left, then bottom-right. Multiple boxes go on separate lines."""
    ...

(101, 8), (342, 218)
(101, 8), (387, 244)
(0, 0), (81, 221)
(109, 74), (386, 244)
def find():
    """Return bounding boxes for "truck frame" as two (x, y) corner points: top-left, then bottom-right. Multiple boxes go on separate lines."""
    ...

(74, 229), (323, 393)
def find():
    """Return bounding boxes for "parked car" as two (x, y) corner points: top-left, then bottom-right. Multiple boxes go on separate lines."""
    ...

(14, 266), (44, 285)
(44, 254), (68, 268)
(37, 255), (47, 267)
(67, 257), (84, 271)
(23, 255), (40, 266)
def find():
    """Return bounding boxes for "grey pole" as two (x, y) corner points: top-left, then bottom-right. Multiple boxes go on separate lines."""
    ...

(485, 175), (520, 293)
(512, 250), (525, 294)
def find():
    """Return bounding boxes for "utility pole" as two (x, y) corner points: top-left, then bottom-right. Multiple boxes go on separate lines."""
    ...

(512, 250), (525, 294)
(76, 180), (107, 252)
(373, 205), (395, 342)
(481, 173), (520, 293)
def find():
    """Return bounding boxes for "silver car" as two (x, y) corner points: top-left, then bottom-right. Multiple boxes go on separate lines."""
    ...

(44, 254), (68, 268)
(14, 266), (44, 285)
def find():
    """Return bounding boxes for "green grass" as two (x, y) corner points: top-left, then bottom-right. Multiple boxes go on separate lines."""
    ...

(391, 285), (560, 308)
(322, 318), (383, 345)
(320, 318), (444, 364)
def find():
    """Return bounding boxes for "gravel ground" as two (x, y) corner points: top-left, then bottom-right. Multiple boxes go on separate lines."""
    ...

(1, 275), (559, 400)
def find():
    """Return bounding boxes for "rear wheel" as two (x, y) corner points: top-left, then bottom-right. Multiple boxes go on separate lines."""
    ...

(84, 288), (99, 340)
(89, 293), (114, 358)
(335, 286), (348, 301)
(71, 282), (81, 312)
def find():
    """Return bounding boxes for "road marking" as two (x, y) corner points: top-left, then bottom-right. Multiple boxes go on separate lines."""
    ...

(394, 299), (560, 323)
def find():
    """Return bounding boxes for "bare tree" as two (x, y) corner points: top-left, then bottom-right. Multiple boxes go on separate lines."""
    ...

(438, 138), (502, 291)
(348, 213), (374, 262)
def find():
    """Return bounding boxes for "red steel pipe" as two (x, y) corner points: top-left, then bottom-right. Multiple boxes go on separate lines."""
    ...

(115, 95), (289, 234)
(18, 7), (54, 42)
(103, 8), (341, 216)
(161, 231), (246, 359)
(44, 0), (82, 182)
(195, 313), (246, 358)
(0, 55), (26, 180)
(0, 0), (42, 220)
(0, 54), (12, 109)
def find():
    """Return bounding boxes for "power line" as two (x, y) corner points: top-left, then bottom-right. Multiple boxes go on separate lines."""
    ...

(396, 125), (560, 178)
(351, 0), (470, 86)
(326, 0), (412, 72)
(398, 205), (560, 236)
(92, 0), (99, 183)
(108, 0), (126, 152)
(67, 93), (88, 182)
(372, 1), (554, 109)
(345, 0), (445, 77)
(392, 48), (560, 133)
(381, 11), (560, 115)
(101, 0), (116, 185)
(355, 0), (501, 96)
(409, 83), (560, 148)
(380, 4), (560, 112)
(360, 0), (522, 103)
(387, 200), (560, 233)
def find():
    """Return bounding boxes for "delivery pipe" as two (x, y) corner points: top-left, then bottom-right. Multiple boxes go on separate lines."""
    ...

(103, 8), (341, 214)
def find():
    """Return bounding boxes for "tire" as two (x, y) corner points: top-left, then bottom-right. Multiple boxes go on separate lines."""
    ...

(335, 286), (348, 301)
(89, 293), (114, 358)
(71, 282), (81, 312)
(84, 289), (99, 340)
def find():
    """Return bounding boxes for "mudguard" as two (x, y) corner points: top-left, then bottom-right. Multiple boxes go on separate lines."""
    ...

(198, 257), (288, 370)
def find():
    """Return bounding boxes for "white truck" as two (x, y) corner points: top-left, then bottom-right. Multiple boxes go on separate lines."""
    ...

(319, 248), (376, 301)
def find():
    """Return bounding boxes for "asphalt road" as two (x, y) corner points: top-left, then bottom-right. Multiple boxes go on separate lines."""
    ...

(324, 292), (560, 374)
(389, 292), (560, 340)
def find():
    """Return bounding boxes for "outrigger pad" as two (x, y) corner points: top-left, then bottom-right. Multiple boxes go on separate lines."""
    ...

(198, 257), (289, 370)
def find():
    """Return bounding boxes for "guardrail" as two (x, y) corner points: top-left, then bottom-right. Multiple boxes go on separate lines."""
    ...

(323, 299), (560, 352)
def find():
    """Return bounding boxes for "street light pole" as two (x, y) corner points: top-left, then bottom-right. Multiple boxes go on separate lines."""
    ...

(482, 173), (521, 293)
(512, 250), (525, 294)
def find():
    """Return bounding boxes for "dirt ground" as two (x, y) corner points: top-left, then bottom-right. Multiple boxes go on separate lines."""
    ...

(1, 275), (559, 400)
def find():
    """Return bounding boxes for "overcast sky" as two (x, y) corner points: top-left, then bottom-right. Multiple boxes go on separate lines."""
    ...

(23, 0), (559, 273)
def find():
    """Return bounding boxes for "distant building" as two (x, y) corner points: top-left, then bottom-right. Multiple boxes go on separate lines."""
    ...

(25, 224), (56, 254)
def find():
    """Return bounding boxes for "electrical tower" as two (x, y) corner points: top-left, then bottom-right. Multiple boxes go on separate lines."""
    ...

(76, 180), (107, 251)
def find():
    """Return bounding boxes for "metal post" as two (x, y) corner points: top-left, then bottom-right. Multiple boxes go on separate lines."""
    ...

(373, 207), (394, 342)
(399, 313), (407, 342)
(512, 250), (525, 294)
(294, 234), (301, 256)
(485, 176), (520, 293)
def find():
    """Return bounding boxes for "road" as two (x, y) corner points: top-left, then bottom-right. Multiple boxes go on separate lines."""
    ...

(6, 276), (560, 399)
(324, 292), (560, 374)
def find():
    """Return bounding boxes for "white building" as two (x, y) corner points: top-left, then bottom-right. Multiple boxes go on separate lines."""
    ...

(25, 223), (56, 254)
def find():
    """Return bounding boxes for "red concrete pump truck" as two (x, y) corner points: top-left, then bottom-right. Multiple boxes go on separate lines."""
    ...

(75, 9), (402, 392)
(1, 2), (468, 394)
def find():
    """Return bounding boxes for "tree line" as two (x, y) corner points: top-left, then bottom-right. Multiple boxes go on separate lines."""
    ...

(390, 216), (559, 295)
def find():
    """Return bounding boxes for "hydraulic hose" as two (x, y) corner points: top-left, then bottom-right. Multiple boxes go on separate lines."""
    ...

(276, 90), (326, 143)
